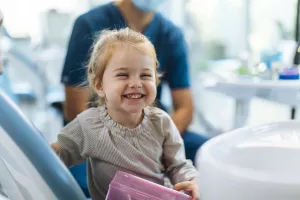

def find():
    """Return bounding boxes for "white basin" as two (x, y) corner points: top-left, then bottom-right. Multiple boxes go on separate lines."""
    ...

(196, 121), (300, 200)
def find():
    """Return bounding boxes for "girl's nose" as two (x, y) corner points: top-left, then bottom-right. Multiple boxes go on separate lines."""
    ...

(129, 78), (142, 88)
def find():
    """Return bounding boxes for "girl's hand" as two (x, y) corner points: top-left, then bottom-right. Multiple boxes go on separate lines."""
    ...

(173, 178), (199, 200)
(50, 143), (61, 155)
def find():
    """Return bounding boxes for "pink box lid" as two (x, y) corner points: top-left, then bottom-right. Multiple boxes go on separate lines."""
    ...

(108, 171), (192, 200)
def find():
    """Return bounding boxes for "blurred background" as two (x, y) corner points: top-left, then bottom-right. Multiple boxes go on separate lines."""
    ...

(1, 0), (299, 141)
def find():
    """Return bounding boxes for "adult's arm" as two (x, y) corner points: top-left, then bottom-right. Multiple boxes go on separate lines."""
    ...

(166, 30), (194, 135)
(61, 16), (94, 121)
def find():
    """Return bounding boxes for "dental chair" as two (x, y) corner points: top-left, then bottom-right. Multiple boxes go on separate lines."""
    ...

(0, 90), (85, 200)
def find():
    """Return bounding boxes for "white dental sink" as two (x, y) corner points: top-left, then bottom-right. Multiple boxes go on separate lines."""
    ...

(196, 121), (300, 200)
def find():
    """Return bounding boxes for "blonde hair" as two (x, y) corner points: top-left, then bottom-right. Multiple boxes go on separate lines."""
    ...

(88, 28), (160, 95)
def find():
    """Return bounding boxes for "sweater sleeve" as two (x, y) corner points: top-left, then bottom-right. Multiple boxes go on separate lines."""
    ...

(57, 118), (89, 167)
(161, 112), (198, 184)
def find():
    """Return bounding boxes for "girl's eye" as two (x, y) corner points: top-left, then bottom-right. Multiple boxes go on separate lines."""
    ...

(117, 73), (128, 77)
(141, 74), (152, 78)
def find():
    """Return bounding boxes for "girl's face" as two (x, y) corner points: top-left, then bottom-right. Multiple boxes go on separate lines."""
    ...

(96, 45), (157, 114)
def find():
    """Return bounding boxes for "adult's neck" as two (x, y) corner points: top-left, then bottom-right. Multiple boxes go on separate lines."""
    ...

(114, 0), (154, 32)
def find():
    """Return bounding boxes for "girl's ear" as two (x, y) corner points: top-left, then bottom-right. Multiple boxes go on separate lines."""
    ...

(95, 87), (105, 98)
(94, 83), (106, 98)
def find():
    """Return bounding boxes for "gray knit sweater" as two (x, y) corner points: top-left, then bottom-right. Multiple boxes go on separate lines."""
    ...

(57, 106), (197, 200)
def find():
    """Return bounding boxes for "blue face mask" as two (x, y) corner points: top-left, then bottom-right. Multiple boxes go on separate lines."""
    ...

(132, 0), (165, 12)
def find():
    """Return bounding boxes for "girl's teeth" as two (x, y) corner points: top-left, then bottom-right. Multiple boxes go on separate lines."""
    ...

(126, 94), (142, 99)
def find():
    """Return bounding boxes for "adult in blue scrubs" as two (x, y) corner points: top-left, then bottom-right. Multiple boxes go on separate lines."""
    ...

(61, 0), (208, 197)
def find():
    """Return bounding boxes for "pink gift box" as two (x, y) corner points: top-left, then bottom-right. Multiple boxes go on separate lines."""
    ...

(106, 171), (192, 200)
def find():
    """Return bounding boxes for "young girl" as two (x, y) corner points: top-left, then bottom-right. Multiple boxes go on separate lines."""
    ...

(51, 28), (199, 200)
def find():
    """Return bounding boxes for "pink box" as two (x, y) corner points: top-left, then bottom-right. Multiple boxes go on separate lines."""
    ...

(106, 171), (192, 200)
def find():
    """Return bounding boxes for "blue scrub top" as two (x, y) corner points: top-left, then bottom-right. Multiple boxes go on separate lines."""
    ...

(61, 2), (190, 105)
